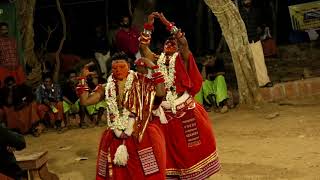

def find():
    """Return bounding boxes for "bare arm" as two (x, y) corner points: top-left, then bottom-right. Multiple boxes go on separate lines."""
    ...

(79, 87), (104, 106)
(158, 12), (191, 68)
(176, 31), (191, 68)
(77, 62), (105, 106)
(139, 35), (156, 61)
(139, 12), (159, 62)
(155, 81), (166, 97)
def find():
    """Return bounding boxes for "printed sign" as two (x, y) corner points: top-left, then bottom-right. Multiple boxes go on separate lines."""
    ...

(288, 1), (320, 30)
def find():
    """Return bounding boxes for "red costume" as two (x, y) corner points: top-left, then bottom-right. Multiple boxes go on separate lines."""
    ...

(115, 27), (140, 58)
(161, 53), (220, 179)
(96, 73), (166, 180)
(0, 37), (25, 87)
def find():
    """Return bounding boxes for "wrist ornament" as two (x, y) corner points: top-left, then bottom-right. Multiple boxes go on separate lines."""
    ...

(77, 77), (87, 86)
(139, 32), (151, 45)
(143, 23), (153, 35)
(76, 83), (89, 96)
(166, 22), (179, 35)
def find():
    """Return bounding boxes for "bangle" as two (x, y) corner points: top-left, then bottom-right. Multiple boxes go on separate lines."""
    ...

(140, 40), (150, 45)
(144, 23), (154, 31)
(77, 77), (87, 85)
(166, 22), (174, 31)
(170, 26), (179, 35)
(139, 34), (151, 45)
(139, 33), (151, 40)
(76, 86), (89, 96)
(143, 29), (152, 36)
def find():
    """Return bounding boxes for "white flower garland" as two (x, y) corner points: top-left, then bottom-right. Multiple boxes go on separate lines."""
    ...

(105, 70), (135, 131)
(157, 52), (179, 114)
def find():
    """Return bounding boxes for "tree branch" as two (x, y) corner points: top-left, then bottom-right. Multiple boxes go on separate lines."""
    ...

(54, 0), (67, 82)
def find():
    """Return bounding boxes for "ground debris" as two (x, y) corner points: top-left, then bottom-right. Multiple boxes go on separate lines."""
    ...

(58, 146), (72, 151)
(75, 157), (88, 162)
(265, 112), (280, 119)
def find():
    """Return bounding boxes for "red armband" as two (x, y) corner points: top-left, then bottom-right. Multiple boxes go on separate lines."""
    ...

(76, 85), (89, 96)
(144, 23), (154, 31)
(166, 22), (175, 32)
(152, 72), (163, 78)
(153, 77), (165, 85)
(134, 58), (146, 67)
(77, 77), (87, 86)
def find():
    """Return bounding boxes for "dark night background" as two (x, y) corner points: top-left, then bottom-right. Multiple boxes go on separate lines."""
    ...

(34, 0), (317, 58)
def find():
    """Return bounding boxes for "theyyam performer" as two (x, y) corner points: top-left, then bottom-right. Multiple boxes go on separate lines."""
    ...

(77, 52), (167, 180)
(139, 12), (221, 179)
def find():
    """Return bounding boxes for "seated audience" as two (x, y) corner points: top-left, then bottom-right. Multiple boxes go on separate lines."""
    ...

(195, 53), (229, 113)
(84, 73), (106, 126)
(36, 73), (64, 132)
(62, 70), (86, 128)
(0, 76), (41, 136)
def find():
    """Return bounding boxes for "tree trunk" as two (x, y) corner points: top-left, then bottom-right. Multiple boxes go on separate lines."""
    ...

(16, 0), (42, 88)
(207, 8), (215, 50)
(270, 0), (278, 42)
(195, 1), (204, 54)
(132, 0), (156, 32)
(53, 0), (66, 83)
(204, 0), (262, 105)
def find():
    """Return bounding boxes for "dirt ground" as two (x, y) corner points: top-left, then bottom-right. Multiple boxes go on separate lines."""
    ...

(17, 97), (320, 180)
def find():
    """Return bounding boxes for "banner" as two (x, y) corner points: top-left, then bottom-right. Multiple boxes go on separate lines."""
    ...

(288, 1), (320, 30)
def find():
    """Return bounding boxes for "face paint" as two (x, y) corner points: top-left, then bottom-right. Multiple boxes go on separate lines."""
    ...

(112, 60), (129, 80)
(164, 39), (178, 55)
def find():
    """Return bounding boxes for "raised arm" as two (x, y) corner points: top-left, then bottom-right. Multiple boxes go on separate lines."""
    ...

(158, 13), (191, 65)
(76, 63), (104, 106)
(139, 12), (158, 61)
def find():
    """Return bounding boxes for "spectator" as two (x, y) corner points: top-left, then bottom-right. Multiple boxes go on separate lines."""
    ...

(92, 24), (110, 54)
(62, 70), (86, 128)
(239, 0), (263, 42)
(84, 72), (106, 126)
(115, 15), (140, 61)
(0, 124), (26, 180)
(0, 22), (26, 87)
(0, 76), (41, 136)
(195, 53), (229, 113)
(35, 73), (64, 132)
(239, 0), (273, 87)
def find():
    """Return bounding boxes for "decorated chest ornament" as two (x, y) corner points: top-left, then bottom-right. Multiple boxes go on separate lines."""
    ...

(157, 52), (179, 114)
(104, 70), (136, 166)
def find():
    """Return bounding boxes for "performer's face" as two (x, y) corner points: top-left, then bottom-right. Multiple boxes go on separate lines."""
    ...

(112, 60), (129, 80)
(164, 39), (178, 55)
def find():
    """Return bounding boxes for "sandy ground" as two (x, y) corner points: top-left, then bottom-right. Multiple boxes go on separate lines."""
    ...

(17, 97), (320, 180)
